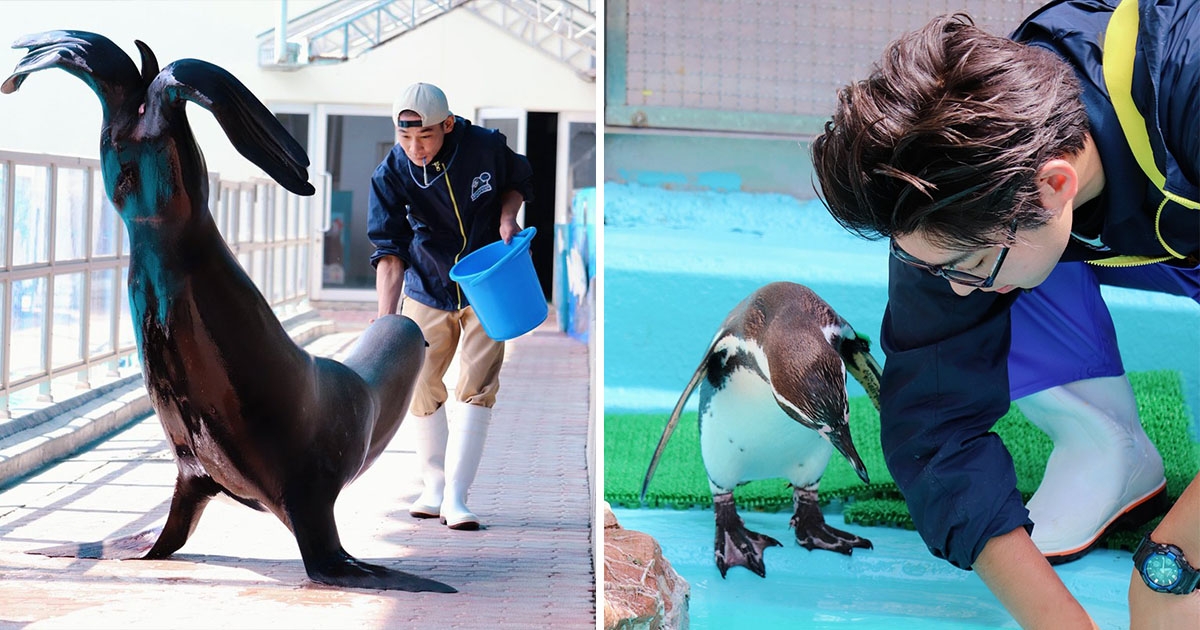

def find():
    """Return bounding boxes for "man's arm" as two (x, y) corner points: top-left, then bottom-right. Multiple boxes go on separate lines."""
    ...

(1128, 474), (1200, 629)
(880, 258), (1030, 570)
(492, 134), (534, 245)
(499, 189), (524, 244)
(974, 527), (1097, 628)
(374, 255), (406, 319)
(366, 160), (413, 318)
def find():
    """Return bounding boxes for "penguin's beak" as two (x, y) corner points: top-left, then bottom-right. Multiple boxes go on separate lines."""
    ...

(828, 423), (870, 484)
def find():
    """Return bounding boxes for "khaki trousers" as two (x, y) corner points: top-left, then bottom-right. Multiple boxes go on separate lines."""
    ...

(401, 298), (505, 416)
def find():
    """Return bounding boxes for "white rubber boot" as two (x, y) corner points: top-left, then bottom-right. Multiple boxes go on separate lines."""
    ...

(1016, 375), (1166, 563)
(408, 406), (449, 519)
(442, 404), (491, 530)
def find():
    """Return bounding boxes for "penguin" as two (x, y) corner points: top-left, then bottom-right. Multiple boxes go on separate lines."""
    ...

(641, 282), (883, 578)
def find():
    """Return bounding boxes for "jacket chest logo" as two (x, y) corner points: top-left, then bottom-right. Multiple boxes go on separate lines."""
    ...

(470, 172), (493, 201)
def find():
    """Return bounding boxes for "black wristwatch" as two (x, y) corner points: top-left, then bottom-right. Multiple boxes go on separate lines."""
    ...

(1133, 534), (1200, 594)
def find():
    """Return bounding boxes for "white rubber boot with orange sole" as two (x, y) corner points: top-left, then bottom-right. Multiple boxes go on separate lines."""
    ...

(1016, 375), (1167, 564)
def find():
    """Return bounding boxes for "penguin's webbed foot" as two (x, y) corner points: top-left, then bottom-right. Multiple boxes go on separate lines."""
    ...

(790, 485), (872, 555)
(713, 492), (781, 578)
(305, 550), (457, 593)
(793, 520), (873, 555)
(715, 523), (782, 578)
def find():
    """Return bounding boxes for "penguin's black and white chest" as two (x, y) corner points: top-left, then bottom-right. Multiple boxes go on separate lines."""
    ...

(698, 334), (835, 493)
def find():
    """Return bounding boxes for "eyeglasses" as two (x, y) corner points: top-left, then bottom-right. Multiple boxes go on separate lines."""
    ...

(889, 221), (1017, 289)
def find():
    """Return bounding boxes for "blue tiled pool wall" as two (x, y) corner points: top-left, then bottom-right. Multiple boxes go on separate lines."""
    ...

(603, 178), (1200, 436)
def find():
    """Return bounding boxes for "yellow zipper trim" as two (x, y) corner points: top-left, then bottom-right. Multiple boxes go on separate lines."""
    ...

(1087, 0), (1198, 269)
(1103, 0), (1200, 212)
(1086, 255), (1174, 268)
(442, 162), (467, 309)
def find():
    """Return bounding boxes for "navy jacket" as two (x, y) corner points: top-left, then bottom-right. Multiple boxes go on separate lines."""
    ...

(880, 0), (1198, 570)
(368, 117), (535, 311)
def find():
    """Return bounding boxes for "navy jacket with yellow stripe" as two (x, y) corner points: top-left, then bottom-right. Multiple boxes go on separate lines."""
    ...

(879, 0), (1198, 570)
(368, 116), (535, 311)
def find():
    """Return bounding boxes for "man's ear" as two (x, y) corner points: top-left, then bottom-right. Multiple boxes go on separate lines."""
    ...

(442, 115), (455, 133)
(1036, 159), (1080, 215)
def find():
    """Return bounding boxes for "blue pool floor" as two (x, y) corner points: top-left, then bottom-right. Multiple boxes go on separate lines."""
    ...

(602, 183), (1197, 629)
(612, 506), (1133, 629)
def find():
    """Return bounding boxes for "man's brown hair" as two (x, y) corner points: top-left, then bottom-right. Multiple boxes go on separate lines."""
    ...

(811, 14), (1090, 250)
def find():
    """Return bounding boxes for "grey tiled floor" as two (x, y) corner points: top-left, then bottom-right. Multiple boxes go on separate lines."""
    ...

(0, 317), (595, 629)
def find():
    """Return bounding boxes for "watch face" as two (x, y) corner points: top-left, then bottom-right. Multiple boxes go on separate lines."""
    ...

(1145, 552), (1182, 588)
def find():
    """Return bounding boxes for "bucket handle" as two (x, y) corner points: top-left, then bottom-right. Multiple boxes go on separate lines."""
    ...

(458, 226), (536, 287)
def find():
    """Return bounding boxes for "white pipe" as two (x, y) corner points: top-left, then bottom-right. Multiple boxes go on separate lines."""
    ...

(275, 0), (290, 64)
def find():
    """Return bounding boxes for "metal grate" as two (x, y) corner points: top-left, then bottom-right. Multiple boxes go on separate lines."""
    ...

(611, 0), (1050, 135)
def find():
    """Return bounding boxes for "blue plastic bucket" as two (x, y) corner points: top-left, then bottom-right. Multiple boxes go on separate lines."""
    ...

(449, 227), (548, 341)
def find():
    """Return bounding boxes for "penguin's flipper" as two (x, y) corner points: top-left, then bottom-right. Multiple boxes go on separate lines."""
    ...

(789, 485), (872, 555)
(2, 30), (141, 114)
(147, 59), (315, 196)
(638, 342), (712, 503)
(838, 331), (883, 412)
(713, 492), (781, 578)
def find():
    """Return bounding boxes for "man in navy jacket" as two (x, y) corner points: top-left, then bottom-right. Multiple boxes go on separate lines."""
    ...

(368, 82), (534, 531)
(812, 0), (1198, 626)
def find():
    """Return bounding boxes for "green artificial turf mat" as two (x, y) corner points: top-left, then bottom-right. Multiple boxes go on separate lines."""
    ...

(605, 370), (1199, 550)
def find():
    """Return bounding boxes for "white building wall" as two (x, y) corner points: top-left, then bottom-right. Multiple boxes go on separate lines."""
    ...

(0, 0), (595, 180)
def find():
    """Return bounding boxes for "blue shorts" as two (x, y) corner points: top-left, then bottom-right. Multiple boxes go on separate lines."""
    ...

(1008, 261), (1200, 400)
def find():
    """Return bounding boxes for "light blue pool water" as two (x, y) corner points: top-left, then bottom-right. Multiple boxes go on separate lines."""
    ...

(603, 181), (1199, 629)
(611, 507), (1132, 629)
(603, 183), (1200, 427)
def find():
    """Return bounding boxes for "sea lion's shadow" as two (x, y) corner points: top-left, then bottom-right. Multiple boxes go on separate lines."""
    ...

(165, 552), (450, 585)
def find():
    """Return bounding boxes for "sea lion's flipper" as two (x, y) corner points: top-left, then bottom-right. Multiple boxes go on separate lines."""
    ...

(712, 492), (781, 578)
(28, 527), (162, 560)
(143, 473), (222, 559)
(836, 330), (883, 412)
(2, 30), (141, 116)
(640, 338), (714, 503)
(789, 485), (872, 555)
(146, 58), (315, 196)
(285, 486), (456, 592)
(26, 473), (220, 560)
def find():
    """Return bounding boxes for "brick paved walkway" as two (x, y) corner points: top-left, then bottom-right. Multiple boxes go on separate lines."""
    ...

(0, 316), (595, 629)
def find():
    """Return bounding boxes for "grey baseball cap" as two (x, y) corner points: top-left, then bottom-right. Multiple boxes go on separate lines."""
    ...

(392, 82), (452, 128)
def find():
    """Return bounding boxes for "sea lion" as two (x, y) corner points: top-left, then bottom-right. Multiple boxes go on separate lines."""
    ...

(642, 282), (882, 578)
(2, 30), (453, 593)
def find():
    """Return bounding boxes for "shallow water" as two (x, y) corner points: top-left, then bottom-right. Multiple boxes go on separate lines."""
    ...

(612, 507), (1132, 629)
(603, 183), (1194, 629)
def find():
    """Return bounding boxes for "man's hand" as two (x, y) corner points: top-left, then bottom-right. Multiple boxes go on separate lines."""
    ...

(500, 216), (521, 244)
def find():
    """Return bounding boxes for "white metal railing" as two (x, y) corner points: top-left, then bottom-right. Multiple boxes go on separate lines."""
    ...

(464, 0), (596, 80)
(257, 0), (468, 68)
(0, 150), (316, 420)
